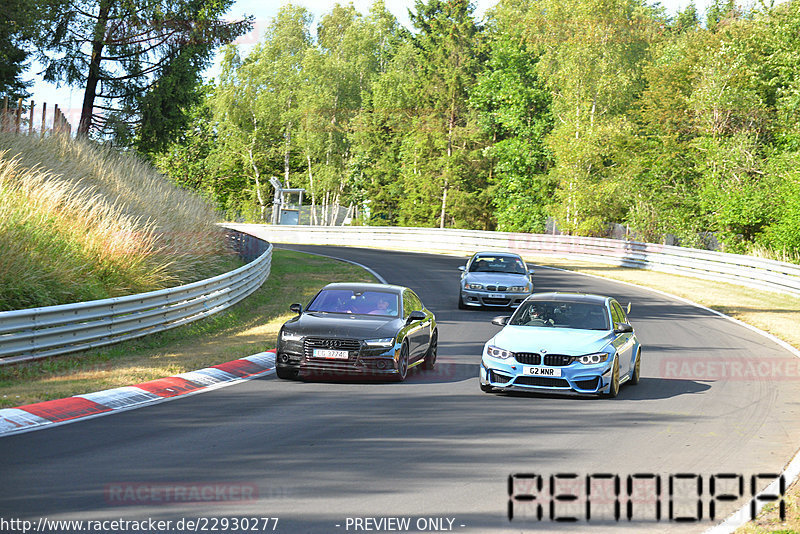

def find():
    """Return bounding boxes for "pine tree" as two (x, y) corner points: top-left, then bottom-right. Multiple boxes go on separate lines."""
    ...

(36, 0), (251, 137)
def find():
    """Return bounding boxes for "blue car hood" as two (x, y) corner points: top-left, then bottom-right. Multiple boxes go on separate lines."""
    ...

(489, 326), (612, 356)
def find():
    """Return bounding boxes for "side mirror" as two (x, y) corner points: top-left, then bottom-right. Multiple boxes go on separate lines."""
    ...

(491, 316), (510, 326)
(627, 302), (632, 314)
(614, 323), (633, 334)
(290, 303), (302, 315)
(528, 269), (535, 275)
(407, 310), (426, 322)
(458, 265), (466, 272)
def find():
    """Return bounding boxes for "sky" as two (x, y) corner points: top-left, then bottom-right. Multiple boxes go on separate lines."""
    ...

(26, 0), (728, 129)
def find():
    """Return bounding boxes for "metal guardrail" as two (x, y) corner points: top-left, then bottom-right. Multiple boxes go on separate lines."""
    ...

(223, 224), (800, 297)
(0, 230), (272, 365)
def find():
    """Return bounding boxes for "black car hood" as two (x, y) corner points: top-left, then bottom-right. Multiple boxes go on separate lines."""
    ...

(284, 313), (403, 339)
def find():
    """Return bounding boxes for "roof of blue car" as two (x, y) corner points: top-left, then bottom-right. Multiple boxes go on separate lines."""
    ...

(526, 292), (610, 304)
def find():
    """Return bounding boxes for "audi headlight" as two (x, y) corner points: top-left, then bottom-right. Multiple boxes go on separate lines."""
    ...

(364, 338), (395, 348)
(465, 283), (484, 290)
(486, 345), (514, 360)
(281, 331), (304, 342)
(577, 352), (609, 365)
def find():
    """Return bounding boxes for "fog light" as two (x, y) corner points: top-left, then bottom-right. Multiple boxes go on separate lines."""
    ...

(376, 360), (386, 369)
(280, 354), (289, 363)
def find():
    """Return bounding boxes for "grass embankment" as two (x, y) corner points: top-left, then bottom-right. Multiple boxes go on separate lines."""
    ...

(0, 249), (374, 407)
(0, 133), (233, 311)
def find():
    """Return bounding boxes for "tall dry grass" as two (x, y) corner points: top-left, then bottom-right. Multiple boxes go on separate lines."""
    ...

(0, 133), (233, 311)
(745, 243), (800, 265)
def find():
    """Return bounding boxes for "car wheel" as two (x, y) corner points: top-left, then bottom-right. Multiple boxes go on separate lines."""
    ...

(422, 330), (437, 370)
(630, 349), (641, 385)
(276, 366), (298, 380)
(458, 293), (467, 309)
(604, 358), (620, 398)
(394, 342), (409, 382)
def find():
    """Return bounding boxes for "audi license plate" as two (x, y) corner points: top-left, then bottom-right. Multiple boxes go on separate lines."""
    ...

(313, 349), (349, 359)
(523, 366), (561, 377)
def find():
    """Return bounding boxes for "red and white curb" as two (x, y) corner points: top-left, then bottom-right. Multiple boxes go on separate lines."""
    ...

(0, 350), (276, 438)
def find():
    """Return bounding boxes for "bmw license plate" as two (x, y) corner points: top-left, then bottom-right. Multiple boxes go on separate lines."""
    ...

(313, 349), (349, 359)
(489, 293), (505, 299)
(523, 366), (561, 377)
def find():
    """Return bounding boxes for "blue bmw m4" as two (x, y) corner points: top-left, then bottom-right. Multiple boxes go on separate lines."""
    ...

(479, 292), (642, 397)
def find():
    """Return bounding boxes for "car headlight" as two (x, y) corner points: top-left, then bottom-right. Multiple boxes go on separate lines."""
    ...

(509, 285), (528, 292)
(576, 352), (609, 365)
(364, 338), (395, 348)
(281, 331), (304, 342)
(465, 283), (484, 290)
(486, 345), (514, 359)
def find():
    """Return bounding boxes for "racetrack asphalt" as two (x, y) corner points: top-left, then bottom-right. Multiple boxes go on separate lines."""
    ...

(1, 245), (799, 534)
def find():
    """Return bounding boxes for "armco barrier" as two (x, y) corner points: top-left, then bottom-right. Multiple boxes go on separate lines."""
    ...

(223, 224), (800, 298)
(0, 230), (272, 365)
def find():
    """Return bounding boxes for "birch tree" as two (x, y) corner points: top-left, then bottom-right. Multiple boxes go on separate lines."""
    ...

(526, 0), (655, 235)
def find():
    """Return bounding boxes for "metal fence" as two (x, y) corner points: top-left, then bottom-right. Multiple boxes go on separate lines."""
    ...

(223, 224), (800, 297)
(0, 230), (272, 365)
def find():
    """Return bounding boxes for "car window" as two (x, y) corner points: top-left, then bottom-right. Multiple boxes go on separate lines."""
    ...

(307, 289), (399, 317)
(610, 301), (626, 325)
(510, 301), (609, 330)
(468, 255), (526, 274)
(409, 291), (423, 311)
(402, 290), (422, 318)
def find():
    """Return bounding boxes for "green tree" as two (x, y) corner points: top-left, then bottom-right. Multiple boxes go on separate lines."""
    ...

(347, 1), (408, 224)
(746, 0), (800, 254)
(152, 85), (248, 214)
(36, 0), (250, 137)
(526, 0), (657, 235)
(398, 0), (488, 228)
(627, 26), (712, 244)
(135, 46), (210, 154)
(706, 0), (737, 32)
(688, 18), (775, 249)
(0, 0), (43, 97)
(471, 0), (554, 233)
(211, 5), (312, 220)
(297, 3), (383, 224)
(673, 2), (700, 33)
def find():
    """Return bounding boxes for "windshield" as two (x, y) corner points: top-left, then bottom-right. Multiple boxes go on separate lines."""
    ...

(468, 256), (527, 274)
(510, 301), (609, 330)
(307, 289), (399, 317)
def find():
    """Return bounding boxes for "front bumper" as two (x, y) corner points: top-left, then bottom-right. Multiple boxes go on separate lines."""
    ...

(479, 355), (612, 395)
(277, 340), (402, 379)
(461, 289), (530, 308)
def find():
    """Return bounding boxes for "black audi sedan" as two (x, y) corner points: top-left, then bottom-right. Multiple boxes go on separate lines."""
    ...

(276, 283), (438, 382)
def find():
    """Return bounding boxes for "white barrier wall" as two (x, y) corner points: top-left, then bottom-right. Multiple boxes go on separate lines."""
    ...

(224, 224), (800, 297)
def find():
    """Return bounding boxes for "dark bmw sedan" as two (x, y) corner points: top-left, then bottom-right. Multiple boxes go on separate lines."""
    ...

(276, 283), (437, 382)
